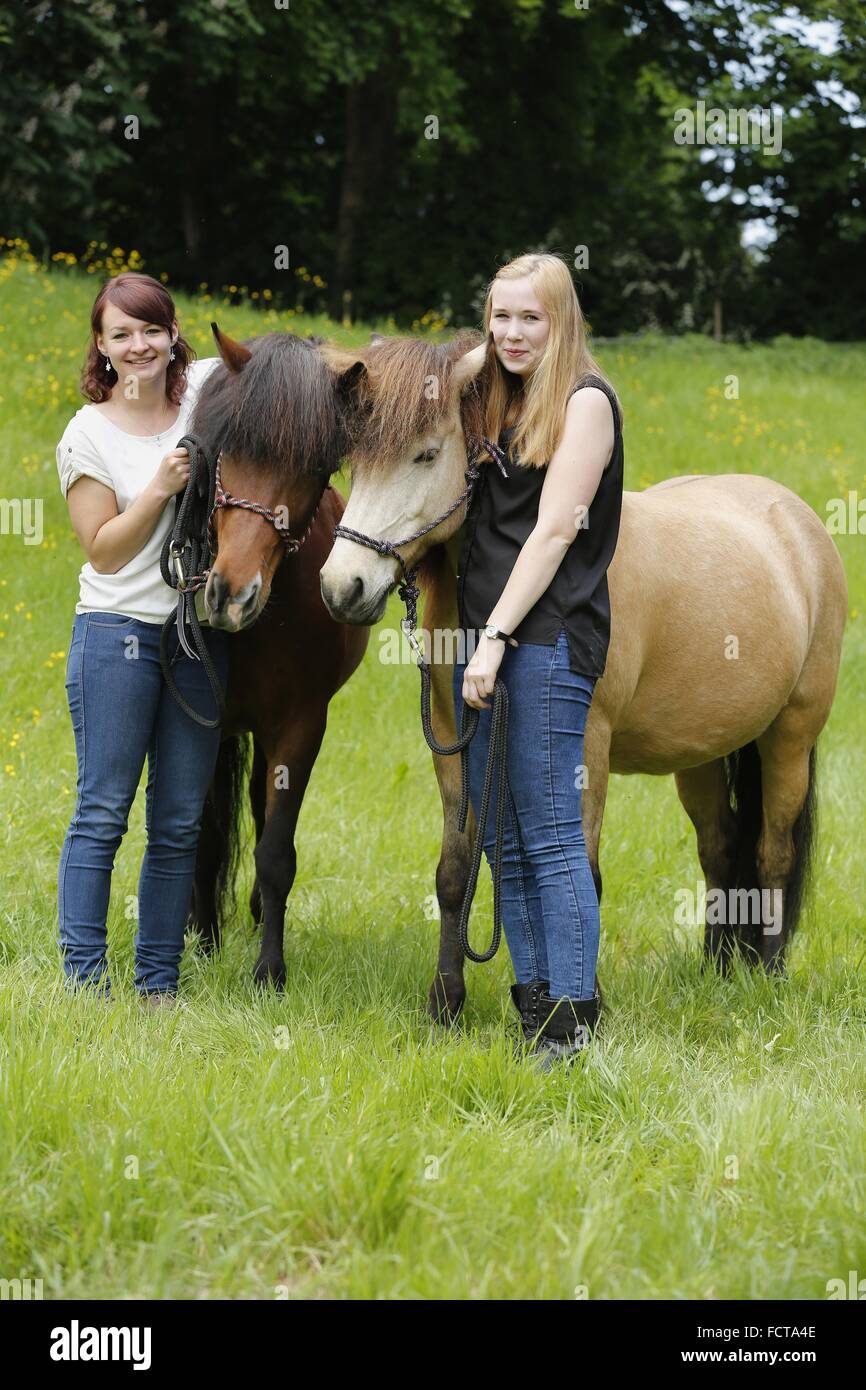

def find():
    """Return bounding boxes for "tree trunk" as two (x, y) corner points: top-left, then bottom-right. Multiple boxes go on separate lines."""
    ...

(329, 71), (396, 321)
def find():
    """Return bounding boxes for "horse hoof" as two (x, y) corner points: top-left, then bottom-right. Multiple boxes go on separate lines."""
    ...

(253, 961), (286, 991)
(427, 976), (465, 1027)
(762, 953), (788, 978)
(189, 921), (218, 955)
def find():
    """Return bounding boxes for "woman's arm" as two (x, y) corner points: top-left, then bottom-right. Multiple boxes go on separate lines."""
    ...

(66, 448), (190, 575)
(487, 386), (615, 635)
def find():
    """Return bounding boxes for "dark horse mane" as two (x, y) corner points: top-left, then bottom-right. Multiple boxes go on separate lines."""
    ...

(190, 332), (348, 477)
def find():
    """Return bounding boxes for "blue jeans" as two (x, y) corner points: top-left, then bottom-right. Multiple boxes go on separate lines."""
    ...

(453, 627), (600, 1000)
(58, 611), (229, 995)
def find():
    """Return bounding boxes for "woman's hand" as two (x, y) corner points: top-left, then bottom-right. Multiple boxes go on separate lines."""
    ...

(462, 633), (507, 710)
(152, 447), (190, 501)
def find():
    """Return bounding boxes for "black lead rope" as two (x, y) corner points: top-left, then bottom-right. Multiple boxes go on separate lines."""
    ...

(418, 657), (510, 964)
(158, 433), (226, 730)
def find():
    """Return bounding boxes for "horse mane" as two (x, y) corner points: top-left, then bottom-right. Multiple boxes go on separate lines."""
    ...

(321, 328), (489, 476)
(191, 332), (347, 477)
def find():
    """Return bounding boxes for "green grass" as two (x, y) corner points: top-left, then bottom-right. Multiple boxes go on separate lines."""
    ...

(1, 247), (865, 1299)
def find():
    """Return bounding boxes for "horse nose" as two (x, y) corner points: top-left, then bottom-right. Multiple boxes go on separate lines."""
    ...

(234, 583), (261, 625)
(321, 572), (364, 613)
(206, 571), (229, 618)
(205, 571), (261, 628)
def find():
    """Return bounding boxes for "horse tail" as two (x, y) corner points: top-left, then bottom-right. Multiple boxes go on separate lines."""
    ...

(211, 732), (252, 942)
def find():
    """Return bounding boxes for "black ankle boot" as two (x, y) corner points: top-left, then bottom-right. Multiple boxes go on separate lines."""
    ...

(528, 988), (600, 1070)
(509, 979), (549, 1040)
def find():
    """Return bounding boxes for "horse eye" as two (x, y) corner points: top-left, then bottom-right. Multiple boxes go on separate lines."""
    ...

(413, 447), (439, 463)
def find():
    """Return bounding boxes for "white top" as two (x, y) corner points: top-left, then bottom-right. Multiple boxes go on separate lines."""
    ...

(56, 357), (220, 624)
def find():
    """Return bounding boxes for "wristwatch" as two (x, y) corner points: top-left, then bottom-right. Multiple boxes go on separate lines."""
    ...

(483, 623), (514, 643)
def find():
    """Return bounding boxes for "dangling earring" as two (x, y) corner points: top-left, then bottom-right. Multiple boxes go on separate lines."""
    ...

(170, 349), (176, 362)
(104, 357), (112, 371)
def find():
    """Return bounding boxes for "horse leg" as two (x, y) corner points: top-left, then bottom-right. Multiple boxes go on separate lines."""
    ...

(674, 759), (741, 971)
(252, 715), (327, 989)
(189, 771), (223, 953)
(191, 730), (250, 954)
(248, 740), (267, 928)
(583, 712), (611, 1008)
(427, 654), (474, 1025)
(754, 724), (818, 974)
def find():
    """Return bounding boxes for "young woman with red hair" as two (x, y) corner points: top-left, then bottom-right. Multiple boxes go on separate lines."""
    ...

(56, 272), (227, 1006)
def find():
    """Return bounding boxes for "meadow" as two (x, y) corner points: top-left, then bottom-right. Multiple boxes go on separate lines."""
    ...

(1, 242), (864, 1299)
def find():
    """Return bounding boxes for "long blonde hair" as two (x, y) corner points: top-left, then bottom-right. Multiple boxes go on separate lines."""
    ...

(482, 251), (622, 468)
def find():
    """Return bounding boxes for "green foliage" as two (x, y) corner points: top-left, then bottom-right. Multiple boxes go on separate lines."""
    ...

(2, 1), (863, 333)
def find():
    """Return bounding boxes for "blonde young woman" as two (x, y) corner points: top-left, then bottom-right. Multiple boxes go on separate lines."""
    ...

(454, 252), (624, 1068)
(56, 272), (227, 1005)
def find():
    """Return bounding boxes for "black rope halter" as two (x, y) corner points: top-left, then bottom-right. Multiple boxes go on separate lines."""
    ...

(333, 435), (513, 964)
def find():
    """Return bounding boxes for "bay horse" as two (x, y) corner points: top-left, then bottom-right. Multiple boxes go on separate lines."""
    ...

(317, 332), (848, 1024)
(188, 326), (369, 986)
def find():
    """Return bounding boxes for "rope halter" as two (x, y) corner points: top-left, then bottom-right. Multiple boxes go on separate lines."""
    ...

(332, 435), (508, 655)
(207, 452), (331, 560)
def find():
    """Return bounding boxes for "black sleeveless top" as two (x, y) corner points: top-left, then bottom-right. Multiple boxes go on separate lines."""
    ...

(457, 374), (624, 679)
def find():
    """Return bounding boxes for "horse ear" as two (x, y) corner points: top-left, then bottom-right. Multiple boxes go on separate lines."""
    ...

(336, 359), (368, 404)
(451, 340), (488, 392)
(211, 321), (252, 372)
(370, 332), (386, 346)
(314, 342), (370, 408)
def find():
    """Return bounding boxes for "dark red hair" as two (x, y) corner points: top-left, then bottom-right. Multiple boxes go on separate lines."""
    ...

(80, 272), (196, 404)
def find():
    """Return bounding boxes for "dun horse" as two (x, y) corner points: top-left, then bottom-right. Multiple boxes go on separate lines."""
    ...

(188, 326), (369, 986)
(318, 333), (847, 1024)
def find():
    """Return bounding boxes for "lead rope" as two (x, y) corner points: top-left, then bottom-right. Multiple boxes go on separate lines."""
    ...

(334, 436), (512, 963)
(159, 433), (226, 730)
(418, 655), (510, 963)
